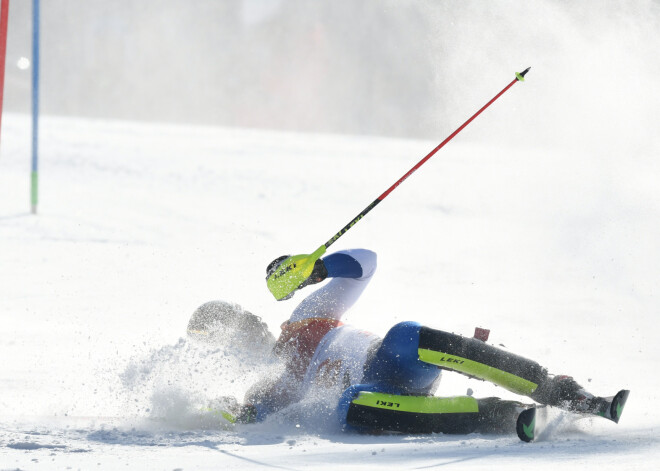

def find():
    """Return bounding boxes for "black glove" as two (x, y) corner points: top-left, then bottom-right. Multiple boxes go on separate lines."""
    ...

(297, 258), (328, 289)
(265, 255), (328, 300)
(266, 255), (328, 287)
(236, 403), (258, 424)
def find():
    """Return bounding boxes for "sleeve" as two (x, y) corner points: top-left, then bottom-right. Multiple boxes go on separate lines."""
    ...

(288, 249), (377, 323)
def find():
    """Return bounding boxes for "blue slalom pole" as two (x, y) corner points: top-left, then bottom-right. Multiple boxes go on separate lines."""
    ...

(31, 0), (39, 214)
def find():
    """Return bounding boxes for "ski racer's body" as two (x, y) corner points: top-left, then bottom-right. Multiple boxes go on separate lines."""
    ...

(239, 249), (626, 434)
(245, 249), (383, 421)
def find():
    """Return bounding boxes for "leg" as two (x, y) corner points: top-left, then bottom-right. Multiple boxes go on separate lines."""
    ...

(361, 321), (442, 396)
(337, 322), (530, 435)
(418, 326), (547, 396)
(417, 326), (602, 413)
(340, 387), (530, 435)
(364, 322), (600, 412)
(360, 321), (553, 400)
(337, 322), (625, 434)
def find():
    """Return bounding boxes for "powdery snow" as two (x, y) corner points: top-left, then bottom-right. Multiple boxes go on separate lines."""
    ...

(1, 114), (659, 469)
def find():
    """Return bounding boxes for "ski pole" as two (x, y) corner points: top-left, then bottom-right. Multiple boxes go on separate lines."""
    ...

(267, 67), (531, 300)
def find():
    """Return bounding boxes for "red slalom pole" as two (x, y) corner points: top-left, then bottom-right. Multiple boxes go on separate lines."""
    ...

(0, 0), (10, 144)
(267, 67), (531, 300)
(323, 67), (531, 249)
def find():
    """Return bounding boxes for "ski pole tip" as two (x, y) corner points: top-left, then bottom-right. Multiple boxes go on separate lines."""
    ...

(516, 67), (531, 81)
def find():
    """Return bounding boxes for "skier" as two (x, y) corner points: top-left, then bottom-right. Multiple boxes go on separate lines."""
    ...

(188, 249), (628, 439)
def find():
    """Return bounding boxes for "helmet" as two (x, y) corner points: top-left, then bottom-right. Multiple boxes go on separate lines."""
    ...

(187, 300), (275, 350)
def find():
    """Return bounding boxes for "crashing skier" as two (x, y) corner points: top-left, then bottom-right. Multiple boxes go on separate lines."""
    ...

(187, 249), (629, 441)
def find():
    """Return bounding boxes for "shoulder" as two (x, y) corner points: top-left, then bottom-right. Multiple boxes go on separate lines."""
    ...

(328, 249), (377, 279)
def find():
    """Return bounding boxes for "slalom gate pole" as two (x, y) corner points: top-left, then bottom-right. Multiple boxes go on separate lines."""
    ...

(267, 67), (530, 300)
(31, 0), (39, 214)
(0, 0), (9, 146)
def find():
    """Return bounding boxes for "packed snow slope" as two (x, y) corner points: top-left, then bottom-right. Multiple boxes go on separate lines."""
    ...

(1, 113), (659, 469)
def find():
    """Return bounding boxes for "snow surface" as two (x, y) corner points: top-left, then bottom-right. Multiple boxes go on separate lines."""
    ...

(1, 112), (659, 470)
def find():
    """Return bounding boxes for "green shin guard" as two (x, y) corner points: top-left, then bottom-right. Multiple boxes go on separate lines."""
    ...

(417, 327), (547, 397)
(346, 392), (479, 434)
(346, 391), (530, 435)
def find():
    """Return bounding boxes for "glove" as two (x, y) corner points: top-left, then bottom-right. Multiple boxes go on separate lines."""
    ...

(236, 403), (258, 424)
(297, 257), (328, 289)
(206, 397), (257, 424)
(265, 255), (328, 300)
(266, 255), (291, 279)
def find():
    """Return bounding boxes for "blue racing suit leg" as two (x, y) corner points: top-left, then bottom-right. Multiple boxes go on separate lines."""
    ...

(337, 321), (442, 429)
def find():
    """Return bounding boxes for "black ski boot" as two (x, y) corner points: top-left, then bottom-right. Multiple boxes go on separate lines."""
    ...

(531, 375), (630, 421)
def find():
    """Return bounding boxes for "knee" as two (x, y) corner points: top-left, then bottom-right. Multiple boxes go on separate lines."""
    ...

(363, 321), (441, 394)
(380, 321), (423, 363)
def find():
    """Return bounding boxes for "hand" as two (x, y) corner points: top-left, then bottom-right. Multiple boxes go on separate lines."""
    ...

(265, 255), (328, 300)
(236, 403), (258, 424)
(206, 397), (257, 424)
(266, 255), (291, 279)
(297, 258), (328, 288)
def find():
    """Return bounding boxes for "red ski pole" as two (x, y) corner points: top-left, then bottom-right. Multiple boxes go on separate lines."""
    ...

(267, 67), (531, 300)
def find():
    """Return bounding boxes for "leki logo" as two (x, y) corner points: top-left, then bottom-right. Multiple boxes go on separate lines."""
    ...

(438, 356), (465, 365)
(273, 263), (296, 280)
(376, 400), (400, 408)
